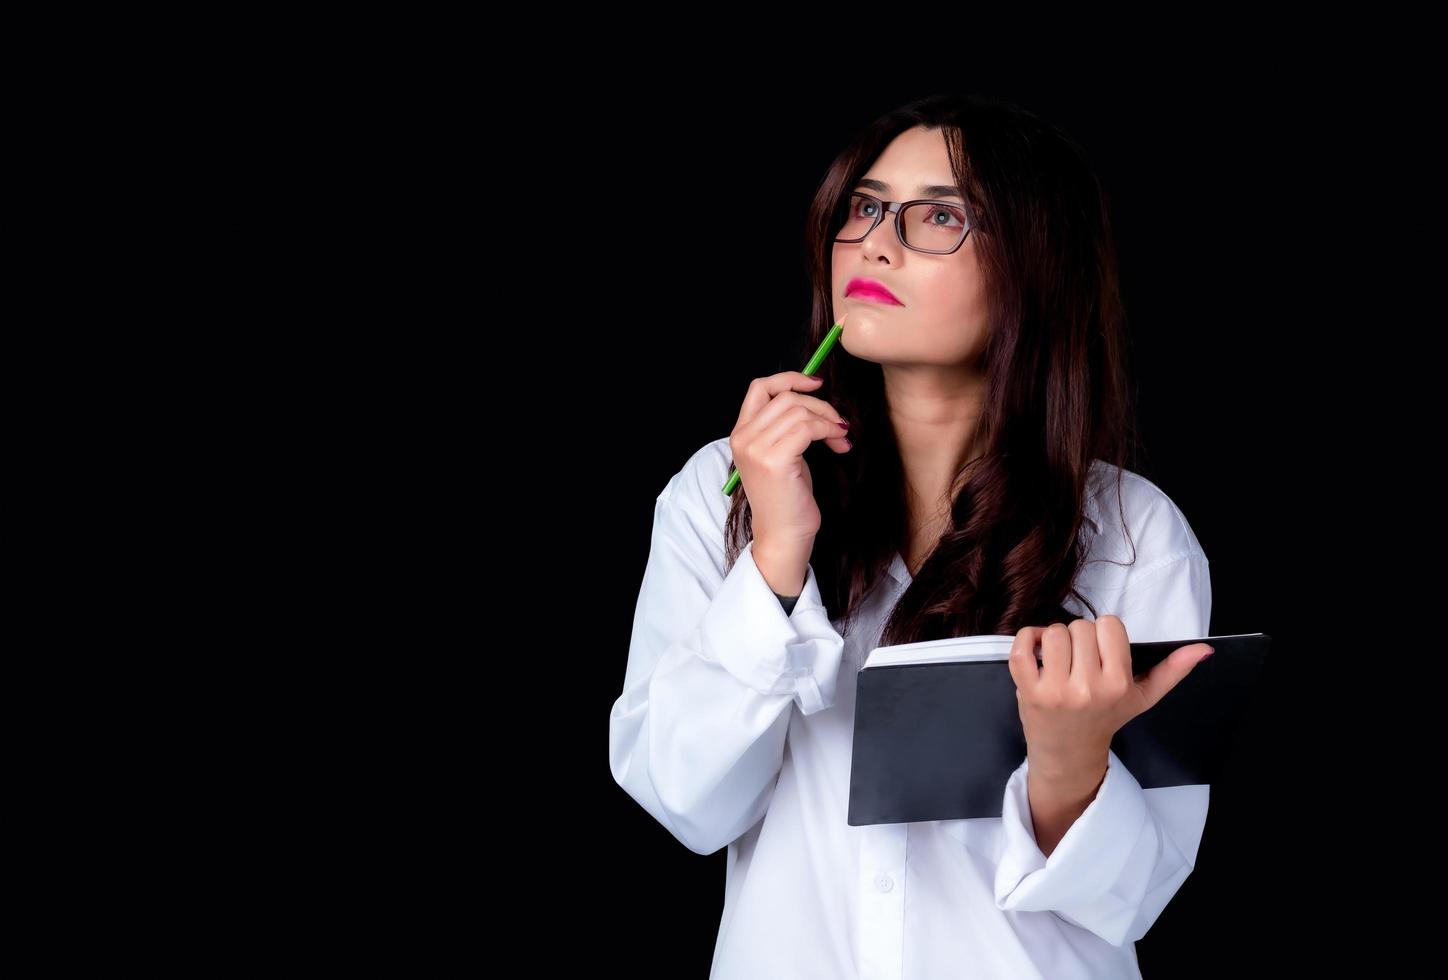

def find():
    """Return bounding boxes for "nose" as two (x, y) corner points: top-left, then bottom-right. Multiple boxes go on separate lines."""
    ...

(859, 214), (901, 263)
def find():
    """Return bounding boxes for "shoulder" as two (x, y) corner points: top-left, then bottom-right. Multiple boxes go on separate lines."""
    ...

(653, 436), (735, 547)
(657, 435), (733, 507)
(1079, 458), (1208, 587)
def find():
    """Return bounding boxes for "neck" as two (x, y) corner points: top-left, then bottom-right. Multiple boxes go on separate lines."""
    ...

(883, 365), (986, 546)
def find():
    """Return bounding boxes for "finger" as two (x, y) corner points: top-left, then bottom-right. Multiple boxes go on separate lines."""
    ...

(746, 395), (848, 453)
(792, 393), (851, 430)
(1008, 626), (1044, 698)
(1134, 641), (1215, 713)
(737, 372), (824, 428)
(1094, 615), (1133, 689)
(760, 394), (848, 440)
(764, 406), (854, 456)
(1067, 618), (1101, 689)
(1039, 622), (1072, 689)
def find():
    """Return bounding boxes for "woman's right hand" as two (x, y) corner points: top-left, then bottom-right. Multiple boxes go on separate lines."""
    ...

(728, 371), (851, 555)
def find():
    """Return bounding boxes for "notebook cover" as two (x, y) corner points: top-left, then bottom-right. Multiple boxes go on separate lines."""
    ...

(846, 632), (1270, 825)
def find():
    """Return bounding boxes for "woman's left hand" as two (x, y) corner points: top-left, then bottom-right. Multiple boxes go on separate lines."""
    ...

(1007, 616), (1214, 782)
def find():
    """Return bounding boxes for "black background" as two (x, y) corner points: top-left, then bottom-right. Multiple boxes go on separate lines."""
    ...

(67, 29), (1438, 975)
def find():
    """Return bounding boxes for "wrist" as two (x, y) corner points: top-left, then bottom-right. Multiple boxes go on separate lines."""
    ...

(1027, 747), (1110, 794)
(752, 538), (811, 597)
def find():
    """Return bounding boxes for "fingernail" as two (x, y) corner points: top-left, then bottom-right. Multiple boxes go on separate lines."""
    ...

(837, 420), (849, 429)
(1202, 646), (1215, 658)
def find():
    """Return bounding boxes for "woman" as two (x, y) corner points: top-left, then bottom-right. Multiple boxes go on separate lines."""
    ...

(609, 92), (1215, 980)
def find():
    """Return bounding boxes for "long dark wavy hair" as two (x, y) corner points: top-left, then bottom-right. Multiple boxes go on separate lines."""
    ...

(722, 91), (1147, 647)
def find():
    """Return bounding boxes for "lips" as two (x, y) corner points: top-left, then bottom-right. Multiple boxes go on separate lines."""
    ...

(845, 278), (903, 305)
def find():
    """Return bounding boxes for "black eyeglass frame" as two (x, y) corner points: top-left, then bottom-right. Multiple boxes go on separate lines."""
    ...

(832, 191), (973, 254)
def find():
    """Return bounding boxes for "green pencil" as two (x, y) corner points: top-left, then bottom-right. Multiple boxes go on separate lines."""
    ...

(722, 315), (847, 496)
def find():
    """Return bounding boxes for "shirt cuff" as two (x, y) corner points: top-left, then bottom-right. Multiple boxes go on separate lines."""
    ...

(697, 538), (845, 716)
(993, 747), (1150, 915)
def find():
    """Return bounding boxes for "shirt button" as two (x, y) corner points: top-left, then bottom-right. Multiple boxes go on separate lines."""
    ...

(876, 874), (894, 892)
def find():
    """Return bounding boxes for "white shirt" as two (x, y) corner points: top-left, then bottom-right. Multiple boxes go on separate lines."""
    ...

(609, 436), (1212, 980)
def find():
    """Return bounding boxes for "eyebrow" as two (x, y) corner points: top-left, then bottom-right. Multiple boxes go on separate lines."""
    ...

(856, 177), (964, 201)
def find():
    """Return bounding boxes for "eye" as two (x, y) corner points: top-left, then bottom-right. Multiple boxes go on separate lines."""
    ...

(922, 204), (964, 228)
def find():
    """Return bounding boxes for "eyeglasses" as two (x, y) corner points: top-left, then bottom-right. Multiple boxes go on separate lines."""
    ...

(833, 191), (972, 254)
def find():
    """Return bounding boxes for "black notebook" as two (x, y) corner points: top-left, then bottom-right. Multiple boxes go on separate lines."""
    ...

(846, 631), (1271, 826)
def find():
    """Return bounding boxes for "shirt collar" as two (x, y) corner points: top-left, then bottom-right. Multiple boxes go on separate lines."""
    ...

(888, 551), (912, 586)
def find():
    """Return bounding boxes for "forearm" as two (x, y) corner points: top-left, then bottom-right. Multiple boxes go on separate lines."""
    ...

(1027, 758), (1108, 857)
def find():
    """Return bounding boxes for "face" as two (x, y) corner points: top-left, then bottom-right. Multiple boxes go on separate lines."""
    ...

(831, 125), (990, 372)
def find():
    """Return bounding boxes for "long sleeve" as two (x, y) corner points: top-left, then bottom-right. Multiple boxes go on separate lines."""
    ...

(608, 453), (847, 857)
(994, 549), (1212, 946)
